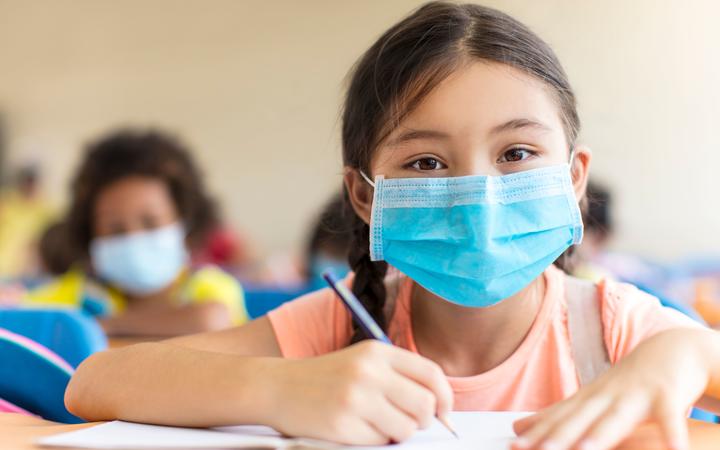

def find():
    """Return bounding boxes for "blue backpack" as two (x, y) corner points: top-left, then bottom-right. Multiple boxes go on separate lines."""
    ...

(0, 327), (82, 423)
(0, 308), (107, 367)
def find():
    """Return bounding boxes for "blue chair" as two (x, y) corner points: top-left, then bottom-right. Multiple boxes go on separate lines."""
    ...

(0, 308), (107, 368)
(242, 284), (314, 319)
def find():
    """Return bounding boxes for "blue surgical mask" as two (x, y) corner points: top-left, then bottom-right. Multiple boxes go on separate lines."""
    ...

(90, 222), (188, 295)
(362, 163), (583, 307)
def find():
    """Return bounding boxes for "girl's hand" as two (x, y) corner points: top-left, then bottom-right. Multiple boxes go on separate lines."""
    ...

(512, 328), (710, 450)
(264, 340), (454, 445)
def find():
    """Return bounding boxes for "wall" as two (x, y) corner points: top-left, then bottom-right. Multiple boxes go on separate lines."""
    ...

(1, 0), (718, 260)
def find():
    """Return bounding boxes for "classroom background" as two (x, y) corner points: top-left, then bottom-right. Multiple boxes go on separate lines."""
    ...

(1, 0), (719, 260)
(2, 0), (720, 298)
(1, 0), (720, 422)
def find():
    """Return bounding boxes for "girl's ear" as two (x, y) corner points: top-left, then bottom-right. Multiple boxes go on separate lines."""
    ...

(570, 145), (592, 201)
(343, 167), (373, 225)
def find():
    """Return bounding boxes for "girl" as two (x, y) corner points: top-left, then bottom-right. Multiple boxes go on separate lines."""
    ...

(27, 130), (248, 336)
(66, 3), (720, 449)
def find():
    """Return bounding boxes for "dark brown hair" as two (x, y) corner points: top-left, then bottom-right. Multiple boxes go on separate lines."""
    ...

(38, 221), (77, 276)
(342, 2), (581, 343)
(66, 129), (219, 260)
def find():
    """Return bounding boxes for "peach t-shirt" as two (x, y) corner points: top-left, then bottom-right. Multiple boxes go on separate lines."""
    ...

(268, 265), (700, 411)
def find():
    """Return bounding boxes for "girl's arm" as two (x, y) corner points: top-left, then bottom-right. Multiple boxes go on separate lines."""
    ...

(66, 317), (282, 425)
(65, 317), (454, 445)
(99, 301), (232, 337)
(512, 327), (720, 450)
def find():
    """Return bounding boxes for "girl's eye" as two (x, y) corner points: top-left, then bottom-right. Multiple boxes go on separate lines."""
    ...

(499, 147), (535, 163)
(141, 215), (159, 230)
(108, 223), (127, 236)
(410, 157), (446, 171)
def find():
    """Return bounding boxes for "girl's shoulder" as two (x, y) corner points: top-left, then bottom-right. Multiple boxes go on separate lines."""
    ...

(24, 269), (125, 316)
(589, 275), (702, 363)
(181, 265), (247, 324)
(24, 270), (86, 307)
(182, 265), (243, 299)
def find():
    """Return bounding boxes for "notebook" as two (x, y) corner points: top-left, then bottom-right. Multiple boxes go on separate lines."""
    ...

(38, 411), (530, 449)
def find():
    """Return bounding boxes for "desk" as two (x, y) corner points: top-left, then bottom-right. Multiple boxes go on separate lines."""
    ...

(0, 414), (96, 450)
(2, 413), (719, 450)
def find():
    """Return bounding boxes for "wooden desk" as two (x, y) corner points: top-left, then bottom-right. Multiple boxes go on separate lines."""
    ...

(0, 414), (96, 450)
(2, 413), (719, 450)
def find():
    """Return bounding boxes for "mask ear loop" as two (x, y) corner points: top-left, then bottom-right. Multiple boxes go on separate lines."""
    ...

(568, 147), (578, 181)
(359, 170), (376, 188)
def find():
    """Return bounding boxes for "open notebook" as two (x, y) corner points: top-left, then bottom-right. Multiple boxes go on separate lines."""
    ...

(38, 412), (530, 449)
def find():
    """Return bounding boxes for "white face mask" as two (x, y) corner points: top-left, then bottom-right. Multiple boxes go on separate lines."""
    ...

(90, 222), (188, 295)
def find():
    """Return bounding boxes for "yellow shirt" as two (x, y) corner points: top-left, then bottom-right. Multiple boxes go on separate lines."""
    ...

(24, 265), (248, 325)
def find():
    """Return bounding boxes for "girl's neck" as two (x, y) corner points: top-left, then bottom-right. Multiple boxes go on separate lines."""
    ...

(410, 274), (546, 377)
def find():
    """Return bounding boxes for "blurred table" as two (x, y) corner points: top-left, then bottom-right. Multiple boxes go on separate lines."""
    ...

(2, 413), (720, 449)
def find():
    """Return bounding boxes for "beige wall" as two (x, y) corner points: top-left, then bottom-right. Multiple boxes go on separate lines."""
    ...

(1, 0), (718, 260)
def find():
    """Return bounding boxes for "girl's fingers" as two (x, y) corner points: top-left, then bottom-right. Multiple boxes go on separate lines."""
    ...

(576, 396), (649, 450)
(364, 397), (420, 444)
(338, 419), (388, 446)
(512, 399), (580, 448)
(513, 412), (545, 435)
(386, 348), (454, 417)
(655, 400), (690, 450)
(520, 396), (613, 450)
(384, 373), (437, 429)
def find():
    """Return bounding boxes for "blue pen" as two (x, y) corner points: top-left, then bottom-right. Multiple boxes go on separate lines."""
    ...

(321, 269), (459, 438)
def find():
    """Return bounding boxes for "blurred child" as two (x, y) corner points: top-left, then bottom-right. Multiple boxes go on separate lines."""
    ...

(572, 181), (616, 282)
(27, 130), (247, 336)
(0, 165), (55, 278)
(304, 191), (352, 289)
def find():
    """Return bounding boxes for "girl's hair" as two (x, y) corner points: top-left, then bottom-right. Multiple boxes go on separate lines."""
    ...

(66, 129), (219, 260)
(342, 1), (580, 343)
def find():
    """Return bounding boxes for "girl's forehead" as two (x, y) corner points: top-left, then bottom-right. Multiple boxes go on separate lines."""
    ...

(382, 61), (567, 145)
(95, 176), (174, 214)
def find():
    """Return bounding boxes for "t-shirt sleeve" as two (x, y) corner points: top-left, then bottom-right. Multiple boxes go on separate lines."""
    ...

(601, 280), (705, 364)
(267, 285), (353, 359)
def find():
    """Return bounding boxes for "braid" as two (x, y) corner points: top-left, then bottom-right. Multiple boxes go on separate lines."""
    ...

(347, 205), (388, 344)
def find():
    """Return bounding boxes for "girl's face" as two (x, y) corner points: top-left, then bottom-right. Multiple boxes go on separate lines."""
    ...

(93, 176), (179, 238)
(346, 61), (591, 224)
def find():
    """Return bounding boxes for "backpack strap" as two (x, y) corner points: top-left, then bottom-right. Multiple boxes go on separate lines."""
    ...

(565, 276), (612, 386)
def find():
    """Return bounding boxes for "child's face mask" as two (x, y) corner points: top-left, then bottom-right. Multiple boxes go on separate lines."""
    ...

(361, 163), (583, 307)
(90, 222), (188, 295)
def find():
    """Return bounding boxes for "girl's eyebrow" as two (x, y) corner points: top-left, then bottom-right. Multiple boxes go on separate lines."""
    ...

(490, 118), (552, 135)
(387, 118), (551, 146)
(388, 128), (451, 146)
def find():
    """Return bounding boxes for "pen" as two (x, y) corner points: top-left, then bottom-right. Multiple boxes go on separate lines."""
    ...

(322, 270), (459, 439)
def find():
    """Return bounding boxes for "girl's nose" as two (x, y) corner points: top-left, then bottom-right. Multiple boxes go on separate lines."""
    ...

(452, 153), (501, 177)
